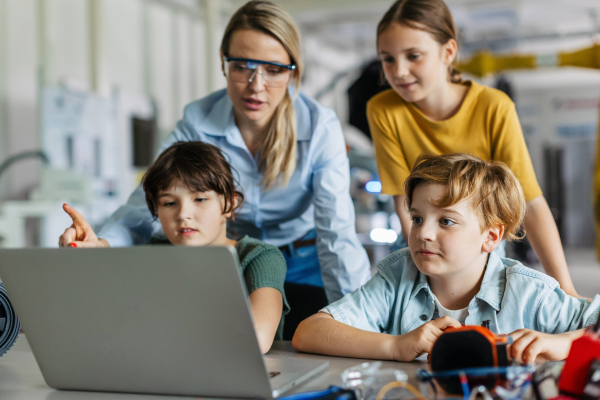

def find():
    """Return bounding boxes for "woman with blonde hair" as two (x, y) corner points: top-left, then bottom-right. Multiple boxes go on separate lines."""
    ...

(58, 0), (371, 336)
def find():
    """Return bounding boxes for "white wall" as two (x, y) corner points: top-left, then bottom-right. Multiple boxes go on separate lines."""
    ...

(0, 0), (226, 202)
(3, 0), (39, 201)
(46, 0), (89, 88)
(0, 0), (8, 176)
(103, 0), (145, 95)
(148, 1), (175, 135)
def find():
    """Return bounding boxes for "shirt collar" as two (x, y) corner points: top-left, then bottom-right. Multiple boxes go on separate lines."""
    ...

(473, 252), (507, 311)
(410, 264), (430, 299)
(294, 92), (312, 141)
(202, 87), (312, 142)
(408, 251), (507, 310)
(202, 93), (235, 137)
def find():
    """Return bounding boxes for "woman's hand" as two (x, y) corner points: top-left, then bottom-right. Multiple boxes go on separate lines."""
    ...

(393, 316), (462, 361)
(508, 329), (583, 364)
(58, 203), (109, 248)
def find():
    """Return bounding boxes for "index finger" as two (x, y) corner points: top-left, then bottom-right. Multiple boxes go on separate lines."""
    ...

(508, 329), (529, 341)
(62, 203), (89, 227)
(431, 316), (462, 331)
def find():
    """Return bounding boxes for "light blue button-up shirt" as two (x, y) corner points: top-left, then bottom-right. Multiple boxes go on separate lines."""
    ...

(323, 248), (600, 334)
(97, 89), (371, 302)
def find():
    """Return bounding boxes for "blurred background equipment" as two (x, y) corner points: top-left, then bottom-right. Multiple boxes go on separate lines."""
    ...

(0, 0), (598, 292)
(457, 44), (600, 255)
(347, 60), (390, 140)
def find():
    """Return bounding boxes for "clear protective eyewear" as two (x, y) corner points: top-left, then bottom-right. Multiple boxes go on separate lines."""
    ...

(224, 56), (296, 87)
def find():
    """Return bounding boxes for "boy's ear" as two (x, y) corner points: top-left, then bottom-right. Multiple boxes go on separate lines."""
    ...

(232, 194), (239, 213)
(482, 224), (504, 254)
(223, 195), (239, 220)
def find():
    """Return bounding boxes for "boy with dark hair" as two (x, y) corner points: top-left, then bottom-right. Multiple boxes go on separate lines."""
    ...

(62, 141), (289, 354)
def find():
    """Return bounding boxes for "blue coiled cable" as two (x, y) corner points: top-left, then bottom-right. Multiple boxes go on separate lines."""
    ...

(0, 283), (19, 356)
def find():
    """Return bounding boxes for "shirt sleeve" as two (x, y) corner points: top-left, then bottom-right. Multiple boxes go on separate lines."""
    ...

(311, 110), (372, 302)
(367, 95), (411, 196)
(241, 242), (290, 316)
(535, 289), (600, 333)
(490, 101), (543, 202)
(321, 266), (398, 332)
(97, 115), (198, 246)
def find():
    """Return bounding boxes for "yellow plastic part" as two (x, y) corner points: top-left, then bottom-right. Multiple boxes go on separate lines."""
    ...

(375, 381), (427, 400)
(457, 44), (600, 77)
(456, 50), (536, 76)
(559, 43), (600, 70)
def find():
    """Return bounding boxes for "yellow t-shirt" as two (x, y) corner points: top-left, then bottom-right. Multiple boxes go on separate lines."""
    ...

(367, 81), (542, 201)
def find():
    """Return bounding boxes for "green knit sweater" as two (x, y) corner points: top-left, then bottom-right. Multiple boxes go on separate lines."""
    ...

(148, 235), (289, 339)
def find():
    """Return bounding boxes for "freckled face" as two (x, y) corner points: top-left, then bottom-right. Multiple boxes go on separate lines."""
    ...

(224, 29), (293, 128)
(156, 179), (230, 247)
(408, 183), (489, 278)
(378, 22), (453, 104)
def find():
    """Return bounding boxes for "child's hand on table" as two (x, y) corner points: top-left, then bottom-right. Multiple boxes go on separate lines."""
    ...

(393, 316), (461, 362)
(58, 204), (109, 248)
(509, 329), (579, 364)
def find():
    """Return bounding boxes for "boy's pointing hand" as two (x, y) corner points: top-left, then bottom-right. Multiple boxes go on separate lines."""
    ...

(59, 203), (109, 248)
(393, 316), (461, 362)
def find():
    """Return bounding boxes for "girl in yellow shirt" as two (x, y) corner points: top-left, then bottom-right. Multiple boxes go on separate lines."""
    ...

(367, 0), (580, 297)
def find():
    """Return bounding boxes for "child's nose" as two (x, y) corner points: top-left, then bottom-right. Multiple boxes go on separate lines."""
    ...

(396, 59), (409, 77)
(177, 204), (193, 220)
(416, 222), (436, 241)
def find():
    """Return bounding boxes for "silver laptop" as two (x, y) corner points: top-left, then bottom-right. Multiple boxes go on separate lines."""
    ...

(0, 246), (328, 398)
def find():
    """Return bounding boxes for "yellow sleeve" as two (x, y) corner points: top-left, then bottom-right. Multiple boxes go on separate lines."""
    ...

(367, 96), (411, 196)
(490, 101), (543, 202)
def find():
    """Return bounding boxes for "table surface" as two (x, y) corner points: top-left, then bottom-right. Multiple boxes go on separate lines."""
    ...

(0, 335), (427, 400)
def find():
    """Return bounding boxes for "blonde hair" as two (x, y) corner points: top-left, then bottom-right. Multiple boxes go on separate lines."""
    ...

(404, 153), (526, 241)
(221, 0), (303, 190)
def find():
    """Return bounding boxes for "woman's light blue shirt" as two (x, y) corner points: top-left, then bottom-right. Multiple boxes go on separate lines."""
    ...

(97, 89), (371, 302)
(322, 249), (600, 334)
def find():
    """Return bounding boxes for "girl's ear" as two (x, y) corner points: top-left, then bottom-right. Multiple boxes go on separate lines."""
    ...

(442, 38), (458, 66)
(482, 224), (504, 254)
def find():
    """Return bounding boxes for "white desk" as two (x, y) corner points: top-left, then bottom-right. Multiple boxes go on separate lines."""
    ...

(0, 336), (425, 399)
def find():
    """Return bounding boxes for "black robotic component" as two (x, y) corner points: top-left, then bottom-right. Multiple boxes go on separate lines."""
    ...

(430, 321), (512, 395)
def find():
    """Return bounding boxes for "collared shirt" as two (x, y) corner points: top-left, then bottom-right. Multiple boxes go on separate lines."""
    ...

(322, 248), (600, 335)
(97, 89), (371, 302)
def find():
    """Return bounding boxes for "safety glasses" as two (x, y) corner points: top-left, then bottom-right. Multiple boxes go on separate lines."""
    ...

(224, 56), (296, 87)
